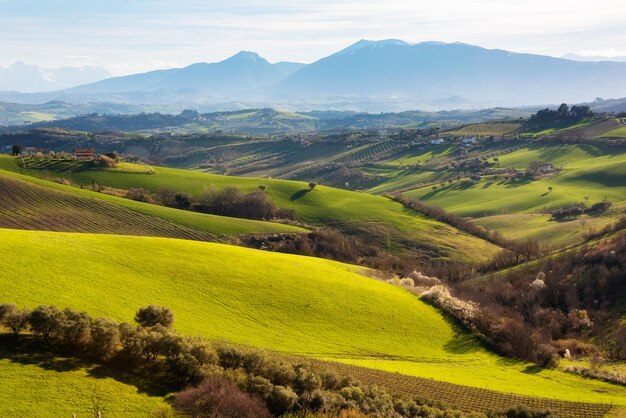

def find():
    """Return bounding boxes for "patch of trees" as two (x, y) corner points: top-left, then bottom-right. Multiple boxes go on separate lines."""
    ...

(528, 103), (593, 125)
(551, 200), (612, 221)
(125, 185), (296, 222)
(245, 230), (377, 263)
(454, 233), (626, 366)
(0, 304), (539, 418)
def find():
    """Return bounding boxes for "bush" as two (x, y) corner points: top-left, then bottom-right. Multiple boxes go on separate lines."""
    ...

(125, 187), (153, 203)
(28, 305), (63, 341)
(90, 318), (122, 361)
(2, 307), (30, 335)
(173, 375), (272, 418)
(135, 305), (175, 328)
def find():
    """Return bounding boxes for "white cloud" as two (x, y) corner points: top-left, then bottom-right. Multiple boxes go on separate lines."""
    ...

(0, 0), (624, 75)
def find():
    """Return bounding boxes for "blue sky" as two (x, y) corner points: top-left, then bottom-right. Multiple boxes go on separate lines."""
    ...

(1, 0), (625, 75)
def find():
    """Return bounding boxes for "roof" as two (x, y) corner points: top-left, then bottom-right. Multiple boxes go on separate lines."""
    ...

(73, 148), (96, 153)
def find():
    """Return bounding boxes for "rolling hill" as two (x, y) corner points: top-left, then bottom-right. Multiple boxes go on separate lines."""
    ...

(1, 228), (626, 409)
(402, 143), (626, 246)
(0, 166), (305, 238)
(0, 156), (501, 261)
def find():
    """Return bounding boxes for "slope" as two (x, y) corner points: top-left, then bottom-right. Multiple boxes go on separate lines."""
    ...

(0, 156), (500, 262)
(403, 144), (626, 246)
(0, 167), (305, 237)
(0, 337), (168, 417)
(1, 229), (625, 406)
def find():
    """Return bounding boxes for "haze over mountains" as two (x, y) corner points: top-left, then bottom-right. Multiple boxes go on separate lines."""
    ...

(0, 62), (110, 93)
(3, 40), (626, 111)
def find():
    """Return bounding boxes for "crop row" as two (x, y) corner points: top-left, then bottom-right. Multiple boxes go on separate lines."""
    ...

(0, 175), (217, 242)
(301, 359), (612, 418)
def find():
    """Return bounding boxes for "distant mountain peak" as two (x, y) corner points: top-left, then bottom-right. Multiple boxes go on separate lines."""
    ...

(227, 51), (265, 62)
(340, 39), (411, 54)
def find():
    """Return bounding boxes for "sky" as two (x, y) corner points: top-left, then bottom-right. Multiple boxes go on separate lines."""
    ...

(1, 0), (625, 75)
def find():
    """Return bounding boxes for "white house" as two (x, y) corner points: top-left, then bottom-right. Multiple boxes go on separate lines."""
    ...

(430, 138), (445, 145)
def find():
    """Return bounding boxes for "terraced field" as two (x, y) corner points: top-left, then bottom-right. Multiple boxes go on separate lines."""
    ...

(0, 156), (501, 261)
(1, 229), (626, 410)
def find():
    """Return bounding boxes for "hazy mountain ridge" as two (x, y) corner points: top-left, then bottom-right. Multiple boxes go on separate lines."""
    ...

(0, 62), (110, 93)
(2, 40), (626, 110)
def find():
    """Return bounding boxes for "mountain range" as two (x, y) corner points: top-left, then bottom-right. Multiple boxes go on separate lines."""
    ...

(0, 62), (110, 93)
(3, 40), (626, 110)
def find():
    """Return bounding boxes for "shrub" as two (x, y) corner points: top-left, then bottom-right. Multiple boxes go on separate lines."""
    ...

(90, 318), (122, 361)
(173, 375), (272, 418)
(135, 305), (175, 328)
(2, 307), (30, 335)
(28, 305), (63, 341)
(125, 187), (153, 203)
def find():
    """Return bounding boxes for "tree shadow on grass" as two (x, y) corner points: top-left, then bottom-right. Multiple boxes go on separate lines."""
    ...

(290, 189), (311, 201)
(0, 334), (172, 397)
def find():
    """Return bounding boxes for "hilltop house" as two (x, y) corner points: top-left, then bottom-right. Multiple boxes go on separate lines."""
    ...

(23, 147), (37, 156)
(73, 148), (96, 160)
(538, 163), (556, 174)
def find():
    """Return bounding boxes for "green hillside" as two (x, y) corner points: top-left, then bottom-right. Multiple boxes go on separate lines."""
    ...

(0, 167), (305, 237)
(0, 155), (501, 262)
(403, 144), (626, 246)
(0, 342), (168, 417)
(1, 228), (626, 407)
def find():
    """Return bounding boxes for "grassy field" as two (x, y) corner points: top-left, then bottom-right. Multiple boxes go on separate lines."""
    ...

(0, 155), (500, 261)
(0, 342), (168, 417)
(598, 126), (626, 138)
(403, 144), (626, 246)
(445, 122), (522, 136)
(1, 228), (626, 407)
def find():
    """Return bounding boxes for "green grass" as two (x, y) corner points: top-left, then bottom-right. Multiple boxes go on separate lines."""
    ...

(599, 126), (626, 138)
(0, 155), (500, 262)
(445, 122), (522, 136)
(1, 228), (625, 406)
(0, 344), (167, 417)
(405, 145), (626, 217)
(0, 168), (305, 236)
(380, 144), (453, 166)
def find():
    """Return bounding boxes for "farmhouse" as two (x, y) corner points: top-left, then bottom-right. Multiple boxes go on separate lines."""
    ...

(538, 163), (556, 174)
(23, 147), (37, 156)
(73, 148), (96, 160)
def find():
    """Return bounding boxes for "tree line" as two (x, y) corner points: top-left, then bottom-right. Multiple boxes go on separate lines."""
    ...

(0, 304), (558, 418)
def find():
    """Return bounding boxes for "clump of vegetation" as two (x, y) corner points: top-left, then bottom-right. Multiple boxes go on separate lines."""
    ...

(0, 303), (540, 418)
(124, 184), (297, 222)
(451, 233), (626, 366)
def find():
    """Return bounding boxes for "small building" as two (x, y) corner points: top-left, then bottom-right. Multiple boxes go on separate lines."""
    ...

(538, 164), (556, 174)
(23, 147), (37, 156)
(430, 138), (445, 145)
(462, 137), (477, 144)
(74, 148), (96, 160)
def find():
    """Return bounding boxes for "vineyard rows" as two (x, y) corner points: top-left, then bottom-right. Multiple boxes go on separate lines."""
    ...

(301, 358), (613, 418)
(0, 175), (217, 242)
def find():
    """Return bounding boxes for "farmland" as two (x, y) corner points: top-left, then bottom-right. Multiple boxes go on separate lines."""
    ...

(0, 168), (305, 237)
(0, 155), (501, 261)
(1, 228), (626, 409)
(402, 143), (626, 247)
